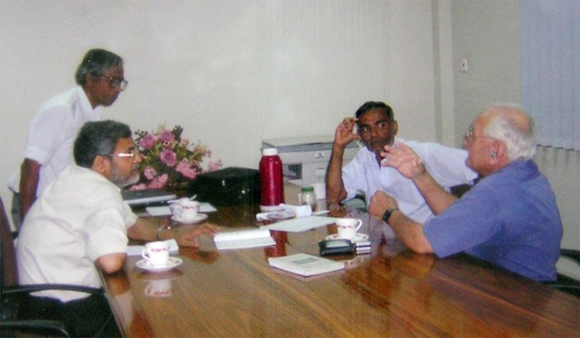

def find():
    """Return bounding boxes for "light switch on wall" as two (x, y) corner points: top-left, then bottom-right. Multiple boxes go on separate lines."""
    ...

(460, 58), (468, 72)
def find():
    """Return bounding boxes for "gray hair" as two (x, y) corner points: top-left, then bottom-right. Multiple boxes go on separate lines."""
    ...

(483, 105), (536, 161)
(75, 49), (123, 86)
(74, 120), (132, 168)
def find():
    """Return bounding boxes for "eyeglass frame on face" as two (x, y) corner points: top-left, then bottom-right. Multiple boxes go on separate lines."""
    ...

(463, 126), (496, 145)
(358, 119), (391, 135)
(101, 75), (128, 91)
(107, 149), (140, 161)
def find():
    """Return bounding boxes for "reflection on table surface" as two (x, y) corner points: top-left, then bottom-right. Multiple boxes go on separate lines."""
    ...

(100, 204), (580, 338)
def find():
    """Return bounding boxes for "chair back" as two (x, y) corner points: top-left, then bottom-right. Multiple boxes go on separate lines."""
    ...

(0, 198), (18, 287)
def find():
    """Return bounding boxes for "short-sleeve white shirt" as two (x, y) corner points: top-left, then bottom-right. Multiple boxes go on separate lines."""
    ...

(16, 165), (137, 302)
(8, 87), (102, 196)
(342, 138), (478, 223)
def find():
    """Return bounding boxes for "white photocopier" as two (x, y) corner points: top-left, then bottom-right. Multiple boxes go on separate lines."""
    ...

(261, 135), (360, 186)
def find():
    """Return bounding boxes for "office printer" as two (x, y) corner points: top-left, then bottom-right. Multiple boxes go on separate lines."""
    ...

(261, 136), (359, 186)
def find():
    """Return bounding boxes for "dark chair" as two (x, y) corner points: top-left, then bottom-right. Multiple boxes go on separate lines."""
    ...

(547, 248), (580, 298)
(0, 197), (115, 337)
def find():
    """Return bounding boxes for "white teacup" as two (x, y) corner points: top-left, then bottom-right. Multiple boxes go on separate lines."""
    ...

(171, 200), (199, 221)
(141, 241), (170, 267)
(336, 218), (363, 241)
(145, 279), (173, 298)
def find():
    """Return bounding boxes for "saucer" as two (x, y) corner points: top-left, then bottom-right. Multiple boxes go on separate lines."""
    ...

(263, 211), (294, 221)
(325, 233), (369, 243)
(136, 257), (183, 273)
(171, 214), (208, 224)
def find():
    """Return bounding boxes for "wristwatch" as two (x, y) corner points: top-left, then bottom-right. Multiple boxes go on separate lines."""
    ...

(382, 207), (399, 223)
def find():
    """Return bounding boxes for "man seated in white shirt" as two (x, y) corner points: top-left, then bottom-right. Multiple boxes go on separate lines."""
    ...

(16, 120), (218, 337)
(326, 101), (477, 224)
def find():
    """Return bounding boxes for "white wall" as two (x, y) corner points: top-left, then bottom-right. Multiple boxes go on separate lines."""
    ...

(451, 0), (522, 144)
(0, 0), (437, 214)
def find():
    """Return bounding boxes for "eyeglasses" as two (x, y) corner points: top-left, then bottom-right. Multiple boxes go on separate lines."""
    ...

(358, 120), (390, 134)
(109, 149), (139, 160)
(101, 75), (128, 91)
(464, 126), (496, 144)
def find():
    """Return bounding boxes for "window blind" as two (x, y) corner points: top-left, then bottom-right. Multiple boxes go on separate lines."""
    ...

(520, 0), (579, 150)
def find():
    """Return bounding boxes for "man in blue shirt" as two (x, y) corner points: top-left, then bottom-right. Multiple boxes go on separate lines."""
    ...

(368, 105), (562, 281)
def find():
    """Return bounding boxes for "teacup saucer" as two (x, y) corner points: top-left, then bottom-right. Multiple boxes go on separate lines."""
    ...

(325, 233), (369, 243)
(263, 211), (294, 221)
(136, 257), (183, 273)
(171, 214), (208, 225)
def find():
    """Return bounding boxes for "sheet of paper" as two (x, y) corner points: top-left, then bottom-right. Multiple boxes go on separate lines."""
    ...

(260, 216), (336, 233)
(146, 203), (216, 216)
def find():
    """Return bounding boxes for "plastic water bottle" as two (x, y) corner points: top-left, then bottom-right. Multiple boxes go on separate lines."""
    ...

(260, 148), (284, 211)
(299, 186), (316, 210)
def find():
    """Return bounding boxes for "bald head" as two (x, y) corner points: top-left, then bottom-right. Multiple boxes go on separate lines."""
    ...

(479, 105), (536, 161)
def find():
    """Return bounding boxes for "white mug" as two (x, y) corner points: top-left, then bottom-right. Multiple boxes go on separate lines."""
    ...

(145, 279), (173, 298)
(141, 241), (170, 267)
(336, 218), (363, 241)
(171, 200), (199, 221)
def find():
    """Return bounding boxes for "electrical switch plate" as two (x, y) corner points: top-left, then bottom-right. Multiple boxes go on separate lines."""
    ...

(460, 58), (468, 72)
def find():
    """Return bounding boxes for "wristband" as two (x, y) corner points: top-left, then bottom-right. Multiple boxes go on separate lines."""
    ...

(382, 207), (399, 224)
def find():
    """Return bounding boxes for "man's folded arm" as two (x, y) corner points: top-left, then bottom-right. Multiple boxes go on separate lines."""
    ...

(388, 210), (434, 254)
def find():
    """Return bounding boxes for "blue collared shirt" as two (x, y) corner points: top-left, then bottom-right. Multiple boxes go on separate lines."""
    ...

(424, 159), (563, 281)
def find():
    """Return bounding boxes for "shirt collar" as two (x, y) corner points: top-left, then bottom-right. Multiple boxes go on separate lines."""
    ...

(71, 163), (121, 193)
(77, 86), (103, 120)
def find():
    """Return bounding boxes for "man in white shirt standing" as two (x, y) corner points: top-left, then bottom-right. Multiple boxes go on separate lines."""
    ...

(8, 48), (127, 228)
(326, 101), (477, 224)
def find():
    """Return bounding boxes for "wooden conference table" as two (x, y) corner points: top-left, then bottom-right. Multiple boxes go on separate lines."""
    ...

(100, 203), (580, 338)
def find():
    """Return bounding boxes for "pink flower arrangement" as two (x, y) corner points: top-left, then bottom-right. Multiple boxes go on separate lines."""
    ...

(129, 124), (222, 191)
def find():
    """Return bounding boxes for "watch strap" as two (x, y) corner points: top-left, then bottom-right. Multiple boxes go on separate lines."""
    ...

(382, 207), (399, 223)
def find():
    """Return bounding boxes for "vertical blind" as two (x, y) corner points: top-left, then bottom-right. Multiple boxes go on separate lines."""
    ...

(520, 0), (580, 151)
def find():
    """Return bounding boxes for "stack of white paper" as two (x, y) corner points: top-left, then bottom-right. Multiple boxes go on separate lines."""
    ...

(214, 228), (275, 250)
(260, 216), (336, 233)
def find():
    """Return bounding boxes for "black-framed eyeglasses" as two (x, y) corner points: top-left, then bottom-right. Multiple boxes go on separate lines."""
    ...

(101, 75), (128, 91)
